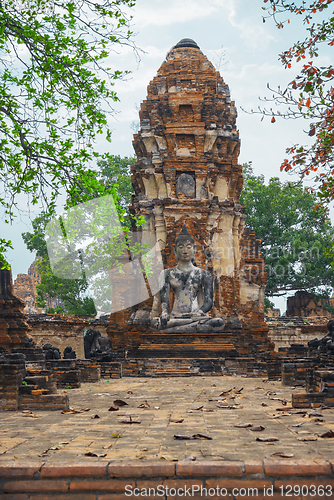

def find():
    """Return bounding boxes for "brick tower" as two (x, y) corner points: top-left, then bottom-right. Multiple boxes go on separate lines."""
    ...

(130, 38), (266, 328)
(0, 265), (30, 350)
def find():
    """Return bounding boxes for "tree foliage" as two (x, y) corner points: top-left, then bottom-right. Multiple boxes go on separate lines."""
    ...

(0, 0), (136, 266)
(22, 155), (135, 314)
(259, 0), (334, 201)
(240, 163), (334, 298)
(97, 154), (135, 212)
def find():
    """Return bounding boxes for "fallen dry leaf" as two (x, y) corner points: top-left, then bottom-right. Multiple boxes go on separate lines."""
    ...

(192, 433), (212, 440)
(91, 414), (100, 419)
(316, 430), (334, 438)
(234, 423), (252, 428)
(159, 455), (179, 461)
(84, 452), (107, 458)
(174, 434), (192, 440)
(38, 446), (60, 456)
(252, 426), (265, 432)
(270, 398), (288, 405)
(289, 422), (304, 428)
(138, 401), (150, 409)
(297, 436), (317, 441)
(189, 405), (204, 411)
(111, 433), (121, 438)
(219, 388), (233, 396)
(185, 456), (196, 461)
(108, 406), (119, 412)
(61, 408), (83, 414)
(127, 390), (133, 394)
(23, 413), (39, 418)
(261, 403), (268, 407)
(271, 412), (291, 418)
(170, 418), (184, 423)
(113, 399), (128, 407)
(174, 433), (212, 441)
(256, 437), (279, 442)
(271, 452), (294, 458)
(308, 408), (323, 417)
(234, 387), (243, 394)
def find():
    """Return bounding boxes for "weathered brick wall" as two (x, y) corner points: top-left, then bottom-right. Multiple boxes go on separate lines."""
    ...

(26, 314), (109, 359)
(287, 290), (334, 317)
(267, 318), (327, 351)
(0, 460), (333, 498)
(0, 266), (30, 350)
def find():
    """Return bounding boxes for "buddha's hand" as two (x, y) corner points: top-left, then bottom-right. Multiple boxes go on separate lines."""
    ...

(160, 312), (169, 328)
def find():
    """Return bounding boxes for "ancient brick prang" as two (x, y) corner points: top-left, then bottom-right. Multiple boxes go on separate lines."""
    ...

(287, 290), (334, 318)
(0, 265), (30, 350)
(130, 39), (266, 327)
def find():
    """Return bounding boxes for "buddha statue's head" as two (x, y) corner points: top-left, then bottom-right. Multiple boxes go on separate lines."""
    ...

(174, 225), (196, 264)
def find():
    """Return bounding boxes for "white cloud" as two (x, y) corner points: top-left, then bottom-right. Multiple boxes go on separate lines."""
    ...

(132, 0), (232, 28)
(227, 5), (275, 51)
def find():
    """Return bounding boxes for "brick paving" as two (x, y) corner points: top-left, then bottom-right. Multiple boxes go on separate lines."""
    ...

(1, 376), (334, 465)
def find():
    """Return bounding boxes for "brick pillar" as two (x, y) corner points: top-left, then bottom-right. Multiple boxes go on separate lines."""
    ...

(0, 264), (30, 351)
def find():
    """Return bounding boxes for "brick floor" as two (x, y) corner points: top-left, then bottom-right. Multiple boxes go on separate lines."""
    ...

(1, 376), (334, 464)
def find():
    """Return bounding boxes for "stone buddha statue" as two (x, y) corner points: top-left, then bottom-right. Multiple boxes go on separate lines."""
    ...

(150, 225), (224, 333)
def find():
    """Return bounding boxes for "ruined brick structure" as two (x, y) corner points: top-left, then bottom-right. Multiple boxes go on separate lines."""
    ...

(0, 265), (30, 350)
(13, 261), (43, 314)
(107, 39), (275, 365)
(287, 290), (334, 318)
(130, 38), (266, 328)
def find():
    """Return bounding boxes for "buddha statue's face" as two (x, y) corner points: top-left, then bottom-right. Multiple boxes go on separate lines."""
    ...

(175, 239), (195, 263)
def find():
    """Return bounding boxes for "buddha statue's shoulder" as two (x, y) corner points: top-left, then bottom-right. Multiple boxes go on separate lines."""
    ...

(193, 267), (212, 278)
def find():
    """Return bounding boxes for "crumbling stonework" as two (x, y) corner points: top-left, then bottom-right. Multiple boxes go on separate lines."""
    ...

(26, 314), (109, 359)
(0, 265), (30, 350)
(13, 261), (42, 314)
(129, 39), (266, 328)
(287, 290), (334, 318)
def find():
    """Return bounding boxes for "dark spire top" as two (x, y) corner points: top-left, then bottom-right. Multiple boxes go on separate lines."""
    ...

(173, 39), (200, 50)
(175, 224), (195, 245)
(180, 224), (191, 236)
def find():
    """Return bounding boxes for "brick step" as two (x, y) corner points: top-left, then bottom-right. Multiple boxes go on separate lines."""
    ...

(19, 393), (69, 411)
(138, 343), (236, 350)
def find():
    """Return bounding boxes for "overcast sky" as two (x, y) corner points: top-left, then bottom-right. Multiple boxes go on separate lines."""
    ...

(2, 0), (331, 311)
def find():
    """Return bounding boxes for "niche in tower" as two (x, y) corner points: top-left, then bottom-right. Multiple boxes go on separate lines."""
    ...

(178, 104), (194, 122)
(176, 171), (196, 198)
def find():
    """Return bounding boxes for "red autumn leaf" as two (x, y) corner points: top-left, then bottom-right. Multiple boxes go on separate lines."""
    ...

(306, 97), (311, 107)
(291, 80), (297, 89)
(309, 127), (316, 136)
(271, 116), (276, 123)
